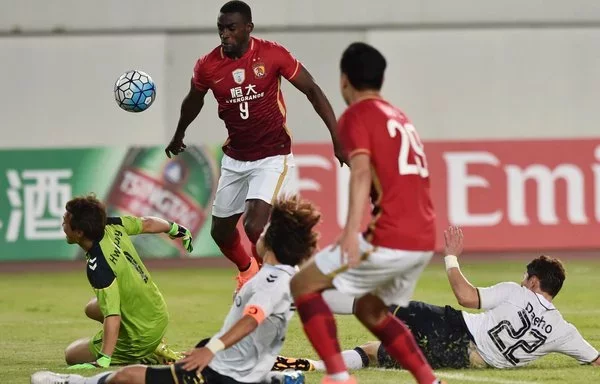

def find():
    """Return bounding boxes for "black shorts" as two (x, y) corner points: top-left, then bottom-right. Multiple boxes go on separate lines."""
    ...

(146, 338), (258, 384)
(196, 338), (259, 384)
(377, 301), (474, 369)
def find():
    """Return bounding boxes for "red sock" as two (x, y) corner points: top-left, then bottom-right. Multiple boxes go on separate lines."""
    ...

(218, 229), (251, 272)
(369, 314), (436, 384)
(251, 244), (263, 268)
(295, 292), (346, 375)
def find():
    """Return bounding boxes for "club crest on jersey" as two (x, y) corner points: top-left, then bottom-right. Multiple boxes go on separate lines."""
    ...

(252, 61), (266, 79)
(232, 68), (245, 84)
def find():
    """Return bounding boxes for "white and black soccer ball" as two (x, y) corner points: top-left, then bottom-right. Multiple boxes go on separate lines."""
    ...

(114, 70), (156, 112)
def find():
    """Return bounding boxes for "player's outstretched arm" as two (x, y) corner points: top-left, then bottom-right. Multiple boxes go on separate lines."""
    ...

(212, 314), (259, 350)
(140, 217), (194, 252)
(444, 226), (480, 309)
(165, 80), (208, 158)
(289, 67), (346, 166)
(140, 216), (171, 233)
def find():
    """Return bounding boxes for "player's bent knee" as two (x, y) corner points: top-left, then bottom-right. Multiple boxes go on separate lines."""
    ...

(84, 298), (102, 322)
(210, 215), (243, 246)
(289, 274), (302, 297)
(355, 298), (388, 328)
(290, 273), (314, 298)
(290, 262), (332, 298)
(64, 337), (96, 365)
(210, 223), (233, 246)
(243, 219), (265, 243)
(243, 224), (262, 243)
(64, 344), (78, 365)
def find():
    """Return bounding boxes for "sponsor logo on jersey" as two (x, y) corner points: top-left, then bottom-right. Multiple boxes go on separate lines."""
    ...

(232, 68), (245, 85)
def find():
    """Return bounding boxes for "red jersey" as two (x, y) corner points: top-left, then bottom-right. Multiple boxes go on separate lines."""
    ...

(338, 97), (436, 251)
(192, 37), (300, 161)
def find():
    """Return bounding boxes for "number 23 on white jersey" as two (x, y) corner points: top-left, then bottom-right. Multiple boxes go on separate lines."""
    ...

(387, 119), (429, 178)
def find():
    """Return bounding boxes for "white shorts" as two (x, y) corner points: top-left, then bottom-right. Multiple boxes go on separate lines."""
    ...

(314, 234), (434, 306)
(212, 153), (297, 218)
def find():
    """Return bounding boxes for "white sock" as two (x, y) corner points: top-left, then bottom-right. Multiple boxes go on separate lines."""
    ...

(328, 371), (350, 381)
(310, 358), (325, 371)
(322, 289), (355, 315)
(311, 349), (366, 372)
(84, 372), (113, 384)
(342, 349), (366, 370)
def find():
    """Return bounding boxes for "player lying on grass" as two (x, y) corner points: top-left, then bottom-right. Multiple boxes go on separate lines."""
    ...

(275, 226), (600, 372)
(60, 194), (190, 369)
(32, 195), (320, 384)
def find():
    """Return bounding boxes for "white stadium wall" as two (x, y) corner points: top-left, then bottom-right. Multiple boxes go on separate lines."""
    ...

(0, 35), (168, 148)
(3, 0), (600, 31)
(1, 0), (600, 147)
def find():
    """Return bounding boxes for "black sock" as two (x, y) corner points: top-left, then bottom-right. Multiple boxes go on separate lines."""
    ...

(353, 347), (370, 368)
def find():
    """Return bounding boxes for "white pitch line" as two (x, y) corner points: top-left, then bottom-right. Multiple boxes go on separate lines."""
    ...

(370, 369), (538, 384)
(437, 372), (537, 384)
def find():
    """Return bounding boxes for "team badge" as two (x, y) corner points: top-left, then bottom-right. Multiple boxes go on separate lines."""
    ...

(252, 61), (266, 78)
(232, 68), (245, 85)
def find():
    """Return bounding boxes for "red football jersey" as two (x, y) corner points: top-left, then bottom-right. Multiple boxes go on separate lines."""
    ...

(339, 97), (436, 251)
(192, 37), (300, 161)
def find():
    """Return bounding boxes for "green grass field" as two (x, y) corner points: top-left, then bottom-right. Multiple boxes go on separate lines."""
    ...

(1, 259), (599, 384)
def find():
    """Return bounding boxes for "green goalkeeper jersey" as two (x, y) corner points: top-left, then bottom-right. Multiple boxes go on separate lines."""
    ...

(86, 216), (168, 348)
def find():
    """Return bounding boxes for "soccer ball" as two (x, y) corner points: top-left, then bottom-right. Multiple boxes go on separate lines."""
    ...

(114, 70), (156, 112)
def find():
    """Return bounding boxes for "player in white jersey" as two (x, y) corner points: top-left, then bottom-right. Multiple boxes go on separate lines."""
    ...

(275, 226), (599, 372)
(31, 196), (321, 384)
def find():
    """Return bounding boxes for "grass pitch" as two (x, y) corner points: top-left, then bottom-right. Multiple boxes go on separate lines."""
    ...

(1, 259), (598, 383)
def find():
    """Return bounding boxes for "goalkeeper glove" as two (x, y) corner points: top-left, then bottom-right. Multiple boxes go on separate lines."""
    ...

(67, 353), (111, 370)
(168, 222), (194, 252)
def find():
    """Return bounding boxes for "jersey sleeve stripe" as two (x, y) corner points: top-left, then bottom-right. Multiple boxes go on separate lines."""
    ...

(476, 288), (482, 309)
(348, 148), (371, 158)
(243, 305), (266, 324)
(276, 78), (287, 118)
(288, 61), (300, 80)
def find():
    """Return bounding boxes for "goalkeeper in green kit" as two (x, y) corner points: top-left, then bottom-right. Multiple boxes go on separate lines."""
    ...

(61, 194), (192, 369)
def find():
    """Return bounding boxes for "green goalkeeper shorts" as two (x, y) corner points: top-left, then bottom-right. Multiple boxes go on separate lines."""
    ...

(88, 324), (167, 364)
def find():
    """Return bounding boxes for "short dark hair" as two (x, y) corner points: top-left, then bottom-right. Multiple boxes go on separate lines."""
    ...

(526, 255), (566, 297)
(220, 1), (252, 22)
(65, 194), (107, 242)
(340, 42), (387, 91)
(264, 196), (321, 266)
